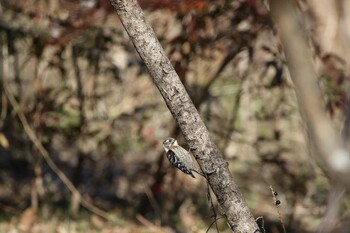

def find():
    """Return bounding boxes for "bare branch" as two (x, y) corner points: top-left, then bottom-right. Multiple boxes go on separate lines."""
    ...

(317, 184), (344, 233)
(2, 76), (113, 222)
(268, 0), (350, 189)
(108, 0), (259, 232)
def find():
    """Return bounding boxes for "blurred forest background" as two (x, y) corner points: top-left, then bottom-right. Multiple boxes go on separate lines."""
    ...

(0, 0), (350, 232)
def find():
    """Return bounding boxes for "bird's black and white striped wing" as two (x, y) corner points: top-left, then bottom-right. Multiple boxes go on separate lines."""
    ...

(166, 148), (195, 178)
(173, 146), (205, 177)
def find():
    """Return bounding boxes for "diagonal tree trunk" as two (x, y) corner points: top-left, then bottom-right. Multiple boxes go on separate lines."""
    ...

(108, 0), (259, 232)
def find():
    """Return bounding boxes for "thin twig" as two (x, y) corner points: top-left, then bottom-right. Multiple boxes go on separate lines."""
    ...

(269, 185), (286, 233)
(206, 216), (225, 233)
(206, 181), (220, 233)
(3, 78), (114, 222)
(136, 214), (163, 232)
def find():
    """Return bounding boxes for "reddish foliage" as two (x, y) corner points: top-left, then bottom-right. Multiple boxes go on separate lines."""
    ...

(139, 0), (211, 13)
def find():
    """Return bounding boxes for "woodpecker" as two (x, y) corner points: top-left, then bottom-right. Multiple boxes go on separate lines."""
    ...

(162, 138), (204, 178)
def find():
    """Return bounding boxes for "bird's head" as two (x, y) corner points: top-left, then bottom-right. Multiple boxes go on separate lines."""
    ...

(162, 138), (178, 152)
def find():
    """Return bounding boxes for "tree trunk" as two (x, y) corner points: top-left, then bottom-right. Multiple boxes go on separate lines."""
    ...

(108, 0), (259, 232)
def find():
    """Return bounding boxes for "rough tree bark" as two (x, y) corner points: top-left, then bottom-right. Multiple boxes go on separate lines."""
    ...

(108, 0), (259, 232)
